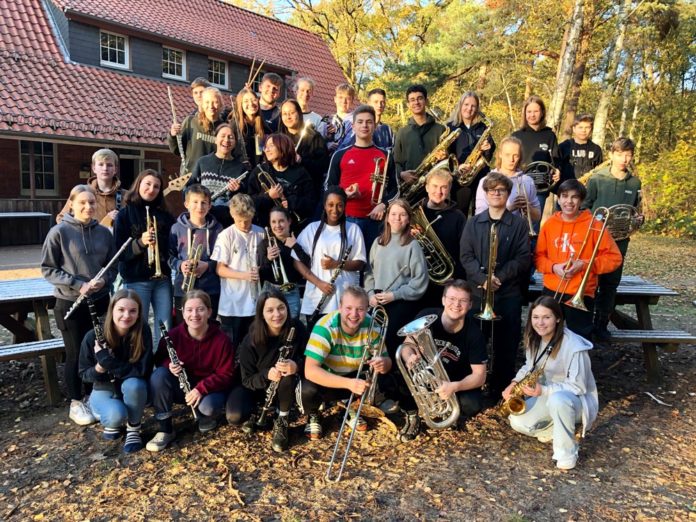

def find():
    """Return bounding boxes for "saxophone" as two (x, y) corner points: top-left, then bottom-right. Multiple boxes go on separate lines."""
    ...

(456, 117), (493, 186)
(400, 127), (462, 205)
(498, 366), (545, 418)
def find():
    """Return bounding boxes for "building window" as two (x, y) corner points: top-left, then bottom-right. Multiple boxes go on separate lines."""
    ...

(100, 31), (129, 69)
(162, 47), (185, 80)
(19, 141), (58, 196)
(208, 58), (227, 88)
(252, 70), (265, 94)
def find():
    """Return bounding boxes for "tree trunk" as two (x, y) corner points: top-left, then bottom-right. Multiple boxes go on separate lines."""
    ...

(592, 0), (632, 148)
(548, 0), (585, 133)
(618, 54), (635, 136)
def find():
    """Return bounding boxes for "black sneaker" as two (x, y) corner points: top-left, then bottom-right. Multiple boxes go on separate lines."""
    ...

(398, 412), (421, 442)
(241, 416), (257, 435)
(198, 415), (218, 433)
(593, 324), (611, 343)
(271, 416), (289, 453)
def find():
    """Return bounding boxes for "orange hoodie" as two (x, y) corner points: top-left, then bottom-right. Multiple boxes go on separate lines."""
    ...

(535, 209), (622, 298)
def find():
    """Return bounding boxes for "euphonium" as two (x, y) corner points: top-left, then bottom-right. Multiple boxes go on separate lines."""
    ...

(181, 244), (203, 293)
(518, 179), (537, 238)
(498, 365), (545, 417)
(410, 205), (454, 284)
(475, 222), (501, 321)
(401, 127), (462, 205)
(370, 150), (389, 206)
(326, 306), (388, 482)
(456, 117), (493, 186)
(395, 314), (460, 429)
(563, 207), (611, 311)
(145, 206), (163, 279)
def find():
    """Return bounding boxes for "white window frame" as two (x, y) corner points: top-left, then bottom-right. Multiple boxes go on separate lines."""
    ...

(18, 141), (59, 197)
(208, 58), (228, 89)
(252, 70), (265, 94)
(162, 46), (186, 81)
(99, 30), (129, 70)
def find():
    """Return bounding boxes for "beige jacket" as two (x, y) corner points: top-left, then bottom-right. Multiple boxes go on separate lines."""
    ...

(56, 176), (124, 228)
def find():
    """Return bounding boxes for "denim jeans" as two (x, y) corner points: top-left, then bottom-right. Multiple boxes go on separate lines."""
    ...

(509, 390), (583, 466)
(89, 378), (148, 428)
(125, 279), (172, 348)
(150, 366), (228, 420)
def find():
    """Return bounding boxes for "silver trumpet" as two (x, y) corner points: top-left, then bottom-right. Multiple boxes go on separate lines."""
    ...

(326, 305), (388, 482)
(395, 314), (460, 429)
(265, 227), (295, 292)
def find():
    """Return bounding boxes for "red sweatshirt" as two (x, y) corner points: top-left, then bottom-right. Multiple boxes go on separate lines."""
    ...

(156, 322), (235, 395)
(535, 210), (622, 297)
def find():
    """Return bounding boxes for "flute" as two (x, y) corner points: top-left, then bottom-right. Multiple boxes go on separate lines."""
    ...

(64, 238), (134, 320)
(210, 171), (249, 201)
(167, 86), (187, 176)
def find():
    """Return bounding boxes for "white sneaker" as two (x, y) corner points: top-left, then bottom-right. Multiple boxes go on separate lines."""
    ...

(556, 456), (578, 470)
(535, 424), (554, 443)
(146, 431), (177, 452)
(69, 400), (96, 426)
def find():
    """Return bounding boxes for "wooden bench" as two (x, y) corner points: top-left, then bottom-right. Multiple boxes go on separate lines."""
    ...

(0, 338), (64, 405)
(607, 329), (696, 383)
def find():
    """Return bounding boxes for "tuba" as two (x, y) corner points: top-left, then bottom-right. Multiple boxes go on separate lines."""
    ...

(400, 128), (462, 205)
(607, 204), (642, 241)
(396, 314), (460, 429)
(456, 117), (493, 186)
(181, 244), (203, 293)
(410, 205), (454, 284)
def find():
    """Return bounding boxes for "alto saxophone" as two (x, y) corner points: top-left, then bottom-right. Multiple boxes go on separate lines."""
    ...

(456, 117), (492, 186)
(498, 365), (545, 418)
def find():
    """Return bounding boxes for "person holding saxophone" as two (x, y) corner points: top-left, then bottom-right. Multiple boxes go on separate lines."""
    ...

(460, 172), (530, 399)
(503, 296), (598, 471)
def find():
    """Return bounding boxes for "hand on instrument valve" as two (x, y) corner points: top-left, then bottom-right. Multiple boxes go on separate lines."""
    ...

(140, 227), (156, 247)
(227, 177), (242, 192)
(480, 140), (492, 152)
(501, 381), (516, 401)
(521, 382), (542, 397)
(399, 170), (418, 184)
(275, 358), (297, 377)
(79, 278), (105, 296)
(247, 267), (259, 283)
(268, 366), (283, 382)
(433, 149), (447, 161)
(267, 244), (280, 261)
(267, 183), (284, 201)
(170, 123), (182, 136)
(482, 275), (501, 292)
(320, 254), (339, 270)
(345, 183), (361, 200)
(405, 350), (421, 370)
(510, 195), (527, 212)
(185, 388), (203, 409)
(368, 202), (386, 221)
(435, 381), (457, 400)
(367, 356), (390, 375)
(316, 280), (335, 296)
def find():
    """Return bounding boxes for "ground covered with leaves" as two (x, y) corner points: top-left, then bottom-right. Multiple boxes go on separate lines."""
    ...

(0, 235), (694, 521)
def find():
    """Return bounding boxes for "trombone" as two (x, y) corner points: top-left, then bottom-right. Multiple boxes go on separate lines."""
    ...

(476, 222), (501, 321)
(553, 207), (610, 310)
(145, 206), (163, 279)
(370, 150), (389, 206)
(326, 306), (388, 482)
(264, 227), (295, 292)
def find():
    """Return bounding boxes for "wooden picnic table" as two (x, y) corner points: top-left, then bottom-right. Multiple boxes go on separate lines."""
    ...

(529, 274), (690, 382)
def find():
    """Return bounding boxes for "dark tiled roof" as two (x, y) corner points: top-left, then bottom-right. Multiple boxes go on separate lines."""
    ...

(0, 0), (346, 146)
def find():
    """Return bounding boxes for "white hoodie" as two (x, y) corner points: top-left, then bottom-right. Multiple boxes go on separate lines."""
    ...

(514, 327), (599, 436)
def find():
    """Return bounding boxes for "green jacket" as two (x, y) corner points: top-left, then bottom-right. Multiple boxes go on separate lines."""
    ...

(583, 167), (642, 211)
(393, 113), (446, 175)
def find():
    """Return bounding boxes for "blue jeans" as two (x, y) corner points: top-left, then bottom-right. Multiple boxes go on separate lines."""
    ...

(125, 279), (172, 348)
(89, 378), (148, 428)
(509, 390), (583, 467)
(346, 216), (380, 252)
(150, 366), (228, 420)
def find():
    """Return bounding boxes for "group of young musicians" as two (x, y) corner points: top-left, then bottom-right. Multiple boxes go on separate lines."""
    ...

(40, 74), (642, 472)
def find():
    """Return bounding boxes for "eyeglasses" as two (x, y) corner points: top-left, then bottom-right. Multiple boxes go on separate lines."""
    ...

(486, 188), (508, 195)
(445, 296), (471, 306)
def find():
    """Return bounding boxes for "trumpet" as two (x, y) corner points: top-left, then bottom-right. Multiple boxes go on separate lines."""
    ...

(370, 150), (389, 206)
(265, 227), (295, 292)
(401, 128), (462, 205)
(553, 207), (610, 310)
(257, 167), (301, 223)
(410, 206), (454, 284)
(456, 117), (492, 186)
(145, 206), (163, 279)
(326, 306), (388, 482)
(395, 314), (460, 429)
(181, 244), (203, 293)
(476, 222), (501, 321)
(518, 179), (537, 238)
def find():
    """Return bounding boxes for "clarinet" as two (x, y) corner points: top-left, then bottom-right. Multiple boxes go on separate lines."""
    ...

(158, 321), (198, 419)
(256, 327), (296, 426)
(308, 245), (353, 325)
(87, 297), (115, 383)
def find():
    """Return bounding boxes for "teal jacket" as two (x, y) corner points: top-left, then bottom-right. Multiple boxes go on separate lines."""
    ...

(583, 167), (642, 211)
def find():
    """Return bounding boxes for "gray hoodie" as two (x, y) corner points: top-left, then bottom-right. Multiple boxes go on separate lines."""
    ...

(41, 213), (116, 301)
(514, 327), (599, 436)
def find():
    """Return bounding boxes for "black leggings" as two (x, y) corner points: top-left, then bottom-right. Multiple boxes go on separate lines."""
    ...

(54, 294), (109, 400)
(225, 376), (296, 424)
